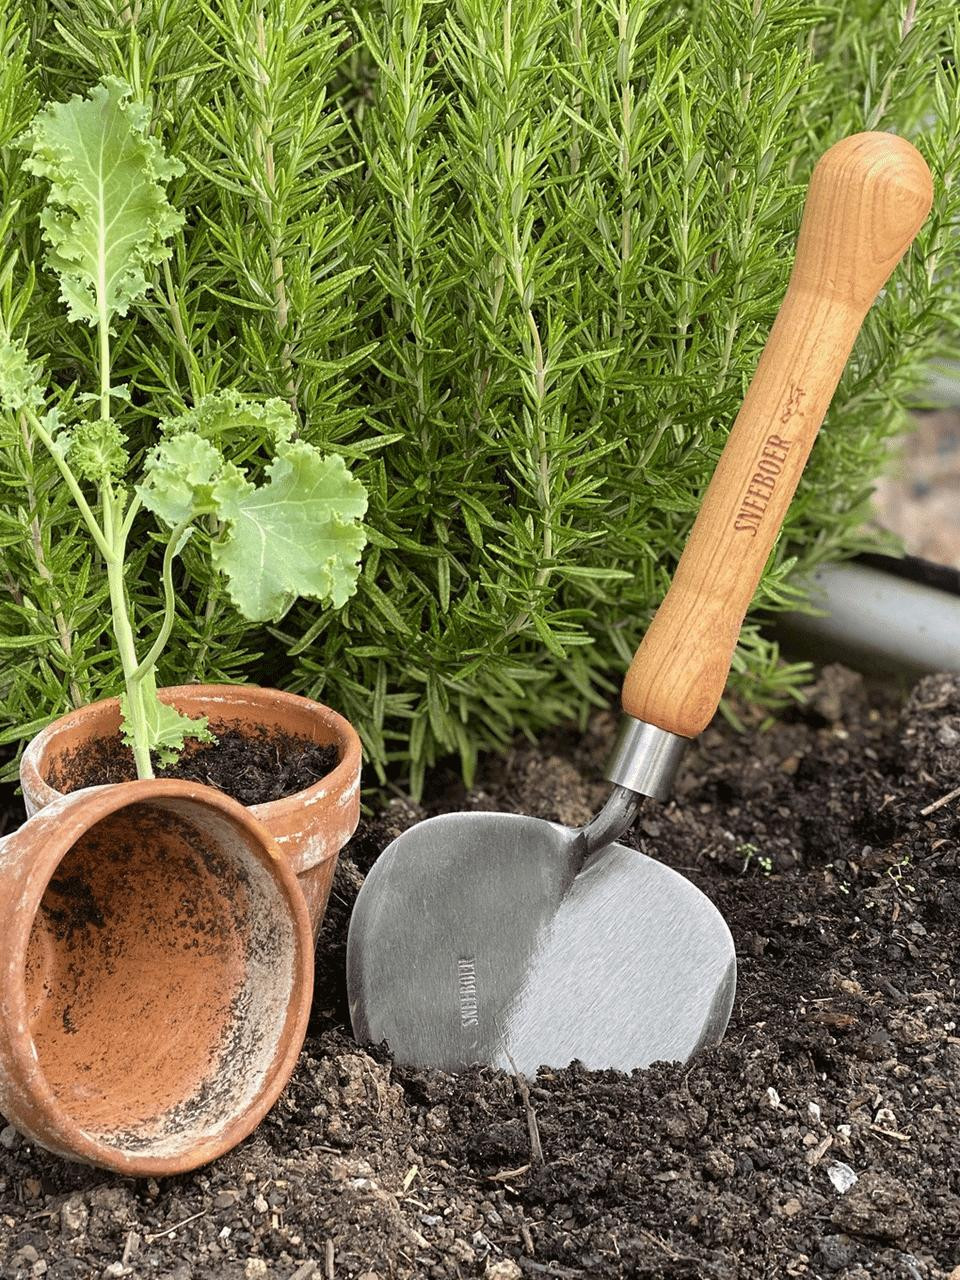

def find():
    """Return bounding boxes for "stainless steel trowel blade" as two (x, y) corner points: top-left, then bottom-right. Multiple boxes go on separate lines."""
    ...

(347, 811), (736, 1075)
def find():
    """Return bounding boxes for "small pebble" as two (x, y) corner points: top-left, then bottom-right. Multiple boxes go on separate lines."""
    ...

(473, 1230), (493, 1255)
(818, 1234), (857, 1272)
(0, 1125), (20, 1151)
(449, 1238), (476, 1264)
(703, 1148), (735, 1181)
(828, 1161), (858, 1194)
(485, 1262), (523, 1280)
(426, 1105), (449, 1132)
(244, 1262), (269, 1280)
(60, 1197), (89, 1235)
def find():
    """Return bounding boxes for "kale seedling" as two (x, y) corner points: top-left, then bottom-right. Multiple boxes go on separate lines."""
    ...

(0, 79), (367, 778)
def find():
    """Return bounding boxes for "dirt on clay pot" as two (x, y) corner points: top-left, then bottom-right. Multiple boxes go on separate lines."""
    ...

(1, 664), (958, 1280)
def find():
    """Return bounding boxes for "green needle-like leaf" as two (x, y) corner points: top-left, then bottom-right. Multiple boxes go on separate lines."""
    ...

(1, 3), (958, 792)
(22, 77), (184, 327)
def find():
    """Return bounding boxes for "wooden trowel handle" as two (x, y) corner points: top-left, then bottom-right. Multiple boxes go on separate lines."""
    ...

(621, 131), (932, 740)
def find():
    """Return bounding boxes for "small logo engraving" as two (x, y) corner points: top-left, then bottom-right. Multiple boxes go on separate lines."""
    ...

(457, 957), (479, 1028)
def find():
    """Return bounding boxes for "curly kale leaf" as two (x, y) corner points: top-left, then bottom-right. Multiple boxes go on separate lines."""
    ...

(22, 77), (184, 327)
(138, 397), (368, 621)
(120, 668), (213, 768)
(0, 333), (43, 413)
(211, 444), (368, 618)
(67, 419), (128, 481)
(159, 389), (298, 452)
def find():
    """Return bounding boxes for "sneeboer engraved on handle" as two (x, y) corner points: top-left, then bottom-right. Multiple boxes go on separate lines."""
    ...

(733, 431), (795, 536)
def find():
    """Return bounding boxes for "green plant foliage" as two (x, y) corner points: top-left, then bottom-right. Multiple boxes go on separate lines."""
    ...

(22, 76), (184, 325)
(1, 0), (959, 793)
(0, 71), (367, 778)
(139, 410), (369, 619)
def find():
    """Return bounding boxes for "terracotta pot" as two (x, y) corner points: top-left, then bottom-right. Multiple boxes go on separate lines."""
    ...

(0, 779), (313, 1175)
(21, 685), (362, 934)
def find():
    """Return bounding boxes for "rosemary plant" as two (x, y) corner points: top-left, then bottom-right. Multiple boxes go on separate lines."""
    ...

(1, 0), (959, 793)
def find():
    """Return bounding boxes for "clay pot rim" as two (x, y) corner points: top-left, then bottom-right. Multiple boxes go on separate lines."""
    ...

(21, 683), (363, 825)
(1, 777), (313, 1177)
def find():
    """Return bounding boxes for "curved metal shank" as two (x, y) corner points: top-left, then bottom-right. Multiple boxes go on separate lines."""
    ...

(577, 784), (644, 856)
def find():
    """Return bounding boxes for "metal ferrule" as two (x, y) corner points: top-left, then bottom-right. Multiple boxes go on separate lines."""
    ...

(604, 716), (688, 801)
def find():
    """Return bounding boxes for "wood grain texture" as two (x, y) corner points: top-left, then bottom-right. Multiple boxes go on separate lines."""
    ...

(622, 132), (933, 738)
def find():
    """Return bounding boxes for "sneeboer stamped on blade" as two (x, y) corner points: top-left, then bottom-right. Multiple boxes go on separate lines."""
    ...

(349, 812), (735, 1075)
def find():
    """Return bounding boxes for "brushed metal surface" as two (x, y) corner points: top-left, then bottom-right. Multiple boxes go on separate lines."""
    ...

(605, 717), (688, 800)
(347, 811), (735, 1075)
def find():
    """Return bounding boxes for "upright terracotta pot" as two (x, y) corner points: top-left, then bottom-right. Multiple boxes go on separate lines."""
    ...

(0, 779), (313, 1175)
(20, 685), (362, 934)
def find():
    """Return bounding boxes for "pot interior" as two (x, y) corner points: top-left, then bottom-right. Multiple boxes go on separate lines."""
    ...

(22, 798), (297, 1160)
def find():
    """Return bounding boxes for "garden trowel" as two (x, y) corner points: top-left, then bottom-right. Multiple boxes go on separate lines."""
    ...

(347, 132), (932, 1075)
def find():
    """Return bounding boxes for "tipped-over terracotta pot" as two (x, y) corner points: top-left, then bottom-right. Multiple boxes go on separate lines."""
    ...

(20, 685), (362, 934)
(0, 779), (313, 1175)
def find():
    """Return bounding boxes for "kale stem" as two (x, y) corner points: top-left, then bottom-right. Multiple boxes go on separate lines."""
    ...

(130, 521), (192, 685)
(25, 408), (114, 562)
(99, 308), (111, 426)
(119, 491), (143, 543)
(102, 485), (153, 778)
(92, 274), (150, 776)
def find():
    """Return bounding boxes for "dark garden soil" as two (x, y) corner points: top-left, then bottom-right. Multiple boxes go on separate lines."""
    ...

(48, 730), (339, 807)
(2, 665), (959, 1280)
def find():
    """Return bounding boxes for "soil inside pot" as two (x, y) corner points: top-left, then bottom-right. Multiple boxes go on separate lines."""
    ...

(48, 728), (339, 807)
(2, 665), (959, 1280)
